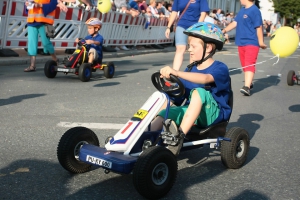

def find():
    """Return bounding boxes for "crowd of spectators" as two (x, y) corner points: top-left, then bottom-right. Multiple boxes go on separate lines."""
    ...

(60, 0), (174, 51)
(208, 8), (236, 44)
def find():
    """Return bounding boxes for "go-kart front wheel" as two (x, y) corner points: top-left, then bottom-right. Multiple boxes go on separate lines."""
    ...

(104, 62), (115, 78)
(133, 146), (177, 199)
(79, 63), (92, 82)
(57, 126), (99, 173)
(44, 60), (57, 78)
(221, 127), (250, 169)
(287, 70), (295, 86)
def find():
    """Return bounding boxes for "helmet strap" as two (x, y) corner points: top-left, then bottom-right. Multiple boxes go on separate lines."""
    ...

(187, 43), (216, 71)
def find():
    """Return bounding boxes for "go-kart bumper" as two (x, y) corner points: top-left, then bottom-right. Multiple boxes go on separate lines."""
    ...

(79, 144), (137, 174)
(55, 66), (77, 73)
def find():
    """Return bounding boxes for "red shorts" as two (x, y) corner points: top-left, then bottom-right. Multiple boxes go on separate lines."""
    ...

(238, 45), (260, 73)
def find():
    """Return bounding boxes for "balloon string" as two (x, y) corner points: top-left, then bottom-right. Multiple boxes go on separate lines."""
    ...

(228, 54), (280, 72)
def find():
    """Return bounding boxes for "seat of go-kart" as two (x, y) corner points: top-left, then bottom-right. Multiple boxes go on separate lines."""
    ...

(185, 82), (233, 140)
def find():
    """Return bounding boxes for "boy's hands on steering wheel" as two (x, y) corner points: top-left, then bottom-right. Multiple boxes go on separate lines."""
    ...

(160, 66), (178, 79)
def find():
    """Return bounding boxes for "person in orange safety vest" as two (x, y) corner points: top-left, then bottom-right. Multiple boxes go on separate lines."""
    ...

(24, 0), (69, 72)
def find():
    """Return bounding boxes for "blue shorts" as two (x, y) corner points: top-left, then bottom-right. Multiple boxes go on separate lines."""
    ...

(175, 26), (188, 46)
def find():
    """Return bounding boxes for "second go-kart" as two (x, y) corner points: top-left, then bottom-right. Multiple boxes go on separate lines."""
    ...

(44, 39), (115, 82)
(287, 70), (300, 86)
(57, 72), (250, 199)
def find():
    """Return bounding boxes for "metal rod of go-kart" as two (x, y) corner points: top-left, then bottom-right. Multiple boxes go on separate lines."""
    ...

(129, 137), (231, 156)
(183, 137), (231, 147)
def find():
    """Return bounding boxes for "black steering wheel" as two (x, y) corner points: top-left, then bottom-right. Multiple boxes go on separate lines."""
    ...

(77, 38), (86, 46)
(151, 71), (185, 98)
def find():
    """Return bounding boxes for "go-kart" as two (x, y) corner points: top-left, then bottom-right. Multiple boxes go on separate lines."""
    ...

(57, 72), (250, 199)
(44, 39), (115, 82)
(287, 70), (300, 86)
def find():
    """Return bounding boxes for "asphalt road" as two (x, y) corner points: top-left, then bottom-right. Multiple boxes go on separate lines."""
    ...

(0, 41), (300, 200)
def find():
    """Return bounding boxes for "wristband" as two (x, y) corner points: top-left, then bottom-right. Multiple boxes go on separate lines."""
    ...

(166, 27), (170, 29)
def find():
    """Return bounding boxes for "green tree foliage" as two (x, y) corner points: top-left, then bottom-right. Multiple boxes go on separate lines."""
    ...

(272, 0), (300, 24)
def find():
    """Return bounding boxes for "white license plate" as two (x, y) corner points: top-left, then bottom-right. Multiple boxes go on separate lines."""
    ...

(57, 68), (69, 72)
(86, 155), (112, 169)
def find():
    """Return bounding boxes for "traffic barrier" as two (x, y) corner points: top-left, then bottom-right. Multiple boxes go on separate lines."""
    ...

(0, 0), (174, 55)
(0, 0), (9, 49)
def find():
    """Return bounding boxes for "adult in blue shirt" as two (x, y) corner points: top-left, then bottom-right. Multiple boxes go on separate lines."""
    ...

(165, 0), (210, 71)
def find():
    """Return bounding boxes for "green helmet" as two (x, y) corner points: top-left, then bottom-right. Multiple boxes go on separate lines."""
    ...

(184, 22), (225, 50)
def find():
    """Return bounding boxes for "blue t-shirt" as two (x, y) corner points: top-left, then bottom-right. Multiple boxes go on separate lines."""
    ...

(84, 33), (104, 62)
(129, 1), (138, 10)
(172, 0), (209, 29)
(235, 4), (263, 46)
(173, 61), (232, 124)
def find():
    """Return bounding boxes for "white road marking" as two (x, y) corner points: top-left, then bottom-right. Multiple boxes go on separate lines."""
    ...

(57, 122), (125, 129)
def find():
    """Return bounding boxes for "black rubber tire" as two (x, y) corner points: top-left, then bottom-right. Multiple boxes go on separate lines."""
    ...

(79, 63), (92, 82)
(287, 70), (295, 86)
(221, 127), (250, 169)
(104, 62), (115, 78)
(44, 60), (57, 78)
(133, 146), (177, 199)
(57, 126), (99, 173)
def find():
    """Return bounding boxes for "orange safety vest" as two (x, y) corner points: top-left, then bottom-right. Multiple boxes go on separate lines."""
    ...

(27, 0), (55, 25)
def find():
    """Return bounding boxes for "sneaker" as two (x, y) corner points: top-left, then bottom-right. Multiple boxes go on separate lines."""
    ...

(120, 45), (129, 50)
(240, 86), (251, 96)
(250, 83), (253, 90)
(115, 47), (120, 51)
(162, 119), (184, 156)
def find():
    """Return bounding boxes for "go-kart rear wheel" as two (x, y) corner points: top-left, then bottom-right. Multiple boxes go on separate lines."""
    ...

(79, 63), (92, 82)
(221, 127), (250, 169)
(44, 60), (57, 78)
(57, 126), (99, 173)
(133, 146), (177, 199)
(104, 62), (115, 78)
(287, 70), (295, 86)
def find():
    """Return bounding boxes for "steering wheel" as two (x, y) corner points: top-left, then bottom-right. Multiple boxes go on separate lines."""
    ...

(77, 38), (86, 46)
(151, 71), (185, 98)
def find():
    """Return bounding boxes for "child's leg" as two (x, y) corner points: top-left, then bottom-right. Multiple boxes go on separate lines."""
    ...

(179, 90), (202, 134)
(243, 46), (259, 88)
(88, 48), (98, 64)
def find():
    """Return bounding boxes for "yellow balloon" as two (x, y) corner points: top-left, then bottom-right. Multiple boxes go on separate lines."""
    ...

(270, 26), (299, 58)
(97, 0), (111, 14)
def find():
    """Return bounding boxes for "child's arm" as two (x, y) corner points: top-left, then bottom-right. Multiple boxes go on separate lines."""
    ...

(198, 12), (207, 22)
(256, 25), (267, 49)
(222, 21), (237, 34)
(85, 40), (100, 45)
(160, 66), (214, 84)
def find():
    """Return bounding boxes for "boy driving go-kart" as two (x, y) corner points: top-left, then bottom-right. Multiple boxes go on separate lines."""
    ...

(151, 22), (231, 156)
(57, 22), (249, 200)
(44, 17), (115, 82)
(75, 18), (103, 65)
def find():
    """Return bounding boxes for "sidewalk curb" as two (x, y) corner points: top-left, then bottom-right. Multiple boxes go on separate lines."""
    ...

(0, 47), (175, 67)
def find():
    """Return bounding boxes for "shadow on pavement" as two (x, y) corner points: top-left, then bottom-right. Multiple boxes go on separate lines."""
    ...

(228, 113), (264, 140)
(229, 189), (270, 200)
(93, 82), (120, 87)
(252, 75), (281, 95)
(289, 104), (300, 112)
(0, 94), (46, 107)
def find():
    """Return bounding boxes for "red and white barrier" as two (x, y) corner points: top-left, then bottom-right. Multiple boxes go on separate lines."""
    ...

(0, 1), (9, 49)
(0, 0), (174, 53)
